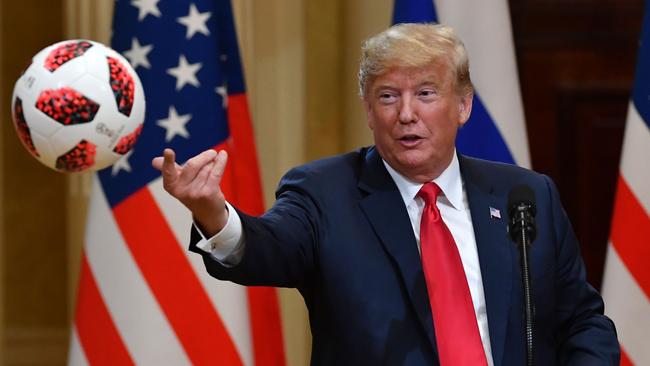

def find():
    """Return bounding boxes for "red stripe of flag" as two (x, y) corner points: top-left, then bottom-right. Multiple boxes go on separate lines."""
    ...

(227, 94), (265, 216)
(113, 188), (243, 366)
(74, 253), (135, 366)
(215, 141), (235, 202)
(610, 175), (650, 300)
(247, 287), (287, 365)
(226, 93), (287, 366)
(621, 347), (634, 366)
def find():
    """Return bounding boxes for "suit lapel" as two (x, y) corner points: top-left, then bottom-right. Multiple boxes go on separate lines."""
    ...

(357, 148), (438, 357)
(459, 155), (513, 366)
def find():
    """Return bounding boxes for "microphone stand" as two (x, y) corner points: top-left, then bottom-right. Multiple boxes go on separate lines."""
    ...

(511, 205), (536, 366)
(518, 220), (534, 366)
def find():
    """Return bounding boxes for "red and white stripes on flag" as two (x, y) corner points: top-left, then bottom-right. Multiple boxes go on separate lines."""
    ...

(71, 173), (277, 365)
(601, 101), (650, 365)
(602, 4), (650, 362)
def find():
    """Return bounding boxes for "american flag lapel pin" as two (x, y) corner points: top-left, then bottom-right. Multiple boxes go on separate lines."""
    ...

(489, 206), (501, 219)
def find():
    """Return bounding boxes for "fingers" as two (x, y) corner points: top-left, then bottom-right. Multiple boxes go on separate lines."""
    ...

(152, 149), (224, 200)
(210, 150), (228, 184)
(152, 148), (177, 172)
(162, 148), (180, 182)
(194, 158), (217, 193)
(152, 156), (163, 170)
(177, 149), (218, 186)
(204, 150), (228, 193)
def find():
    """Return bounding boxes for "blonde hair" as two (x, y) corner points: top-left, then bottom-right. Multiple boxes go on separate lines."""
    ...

(358, 23), (472, 98)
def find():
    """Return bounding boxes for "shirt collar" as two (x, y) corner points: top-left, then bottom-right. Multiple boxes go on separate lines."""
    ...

(382, 151), (464, 210)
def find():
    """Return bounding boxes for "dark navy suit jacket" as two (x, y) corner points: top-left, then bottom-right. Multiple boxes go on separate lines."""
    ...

(190, 146), (619, 365)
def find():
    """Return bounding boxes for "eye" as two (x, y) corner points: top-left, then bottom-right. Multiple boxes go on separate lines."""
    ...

(418, 89), (437, 100)
(378, 92), (398, 104)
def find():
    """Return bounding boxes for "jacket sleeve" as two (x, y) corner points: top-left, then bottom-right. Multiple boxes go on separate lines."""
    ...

(189, 165), (320, 289)
(546, 175), (620, 365)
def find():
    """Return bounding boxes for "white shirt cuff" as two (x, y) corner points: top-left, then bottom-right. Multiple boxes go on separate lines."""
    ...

(193, 201), (245, 265)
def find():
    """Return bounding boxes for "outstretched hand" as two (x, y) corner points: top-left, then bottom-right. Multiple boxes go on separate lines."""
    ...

(152, 148), (229, 237)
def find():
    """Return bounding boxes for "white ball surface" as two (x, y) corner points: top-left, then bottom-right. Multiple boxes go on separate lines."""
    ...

(11, 39), (145, 173)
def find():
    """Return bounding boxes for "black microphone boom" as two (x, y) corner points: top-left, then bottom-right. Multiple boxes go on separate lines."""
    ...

(508, 185), (537, 366)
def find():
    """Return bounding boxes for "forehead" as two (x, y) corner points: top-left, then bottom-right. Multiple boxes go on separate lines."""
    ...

(370, 61), (453, 91)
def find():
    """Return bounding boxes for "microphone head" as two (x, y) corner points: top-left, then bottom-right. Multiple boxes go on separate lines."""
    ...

(508, 185), (536, 212)
(508, 185), (537, 243)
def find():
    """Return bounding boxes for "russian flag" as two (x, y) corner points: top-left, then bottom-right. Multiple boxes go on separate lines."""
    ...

(393, 0), (531, 167)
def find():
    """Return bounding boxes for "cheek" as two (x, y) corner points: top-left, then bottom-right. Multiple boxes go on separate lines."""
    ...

(369, 109), (392, 130)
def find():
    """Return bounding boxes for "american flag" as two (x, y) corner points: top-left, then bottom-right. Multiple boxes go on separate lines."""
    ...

(601, 2), (650, 364)
(67, 0), (286, 364)
(392, 0), (530, 167)
(489, 206), (501, 220)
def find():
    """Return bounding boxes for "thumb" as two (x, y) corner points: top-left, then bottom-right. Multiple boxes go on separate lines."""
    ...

(161, 148), (180, 184)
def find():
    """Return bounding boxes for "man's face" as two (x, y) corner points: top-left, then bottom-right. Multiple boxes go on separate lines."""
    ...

(364, 61), (472, 183)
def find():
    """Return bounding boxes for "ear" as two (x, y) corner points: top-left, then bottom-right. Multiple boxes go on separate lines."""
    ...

(458, 92), (473, 127)
(363, 97), (375, 130)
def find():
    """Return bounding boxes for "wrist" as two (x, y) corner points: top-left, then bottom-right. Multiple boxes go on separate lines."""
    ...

(194, 206), (229, 237)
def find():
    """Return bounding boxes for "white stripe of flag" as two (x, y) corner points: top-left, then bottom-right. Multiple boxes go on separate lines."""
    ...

(84, 178), (192, 365)
(619, 103), (650, 214)
(435, 0), (530, 167)
(602, 244), (650, 363)
(149, 177), (254, 366)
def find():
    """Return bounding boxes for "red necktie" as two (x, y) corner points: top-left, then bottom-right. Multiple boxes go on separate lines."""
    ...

(418, 182), (487, 366)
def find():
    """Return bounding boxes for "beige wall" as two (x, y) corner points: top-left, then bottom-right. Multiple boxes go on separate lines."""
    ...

(232, 2), (311, 364)
(1, 1), (70, 365)
(0, 1), (4, 362)
(342, 0), (392, 151)
(1, 1), (394, 365)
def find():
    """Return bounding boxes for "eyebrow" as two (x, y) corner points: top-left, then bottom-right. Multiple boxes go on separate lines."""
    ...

(373, 79), (441, 93)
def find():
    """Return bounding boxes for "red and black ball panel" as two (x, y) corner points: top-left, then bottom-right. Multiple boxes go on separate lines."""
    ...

(13, 97), (40, 157)
(107, 56), (135, 117)
(113, 124), (142, 155)
(36, 87), (99, 126)
(55, 139), (96, 172)
(44, 41), (93, 72)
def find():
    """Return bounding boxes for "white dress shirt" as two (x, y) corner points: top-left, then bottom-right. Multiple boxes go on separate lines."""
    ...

(194, 152), (493, 365)
(194, 200), (244, 265)
(382, 153), (494, 365)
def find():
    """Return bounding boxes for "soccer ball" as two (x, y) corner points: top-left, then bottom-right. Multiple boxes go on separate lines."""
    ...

(11, 39), (145, 172)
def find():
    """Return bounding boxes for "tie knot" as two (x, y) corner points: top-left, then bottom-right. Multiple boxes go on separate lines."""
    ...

(418, 182), (442, 206)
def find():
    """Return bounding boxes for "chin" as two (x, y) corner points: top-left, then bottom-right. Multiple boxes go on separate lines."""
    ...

(394, 152), (447, 181)
(393, 158), (428, 178)
(396, 151), (427, 167)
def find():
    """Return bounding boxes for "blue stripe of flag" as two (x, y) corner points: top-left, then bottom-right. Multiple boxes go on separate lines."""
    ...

(392, 0), (437, 24)
(632, 1), (650, 130)
(392, 0), (516, 164)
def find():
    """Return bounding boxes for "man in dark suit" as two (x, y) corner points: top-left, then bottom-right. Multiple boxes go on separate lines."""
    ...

(153, 23), (619, 365)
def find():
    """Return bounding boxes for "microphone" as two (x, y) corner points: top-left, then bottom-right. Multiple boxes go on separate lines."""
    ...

(507, 185), (537, 366)
(508, 185), (537, 244)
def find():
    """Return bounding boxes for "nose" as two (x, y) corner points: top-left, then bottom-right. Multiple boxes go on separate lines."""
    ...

(398, 95), (417, 124)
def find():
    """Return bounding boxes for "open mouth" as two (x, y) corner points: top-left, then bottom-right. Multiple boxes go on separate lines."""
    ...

(398, 134), (423, 147)
(399, 135), (421, 141)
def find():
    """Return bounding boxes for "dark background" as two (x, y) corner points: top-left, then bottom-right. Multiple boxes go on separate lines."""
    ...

(509, 0), (644, 289)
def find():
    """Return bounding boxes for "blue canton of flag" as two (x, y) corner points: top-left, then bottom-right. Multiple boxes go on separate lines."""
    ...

(101, 0), (244, 206)
(392, 0), (531, 167)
